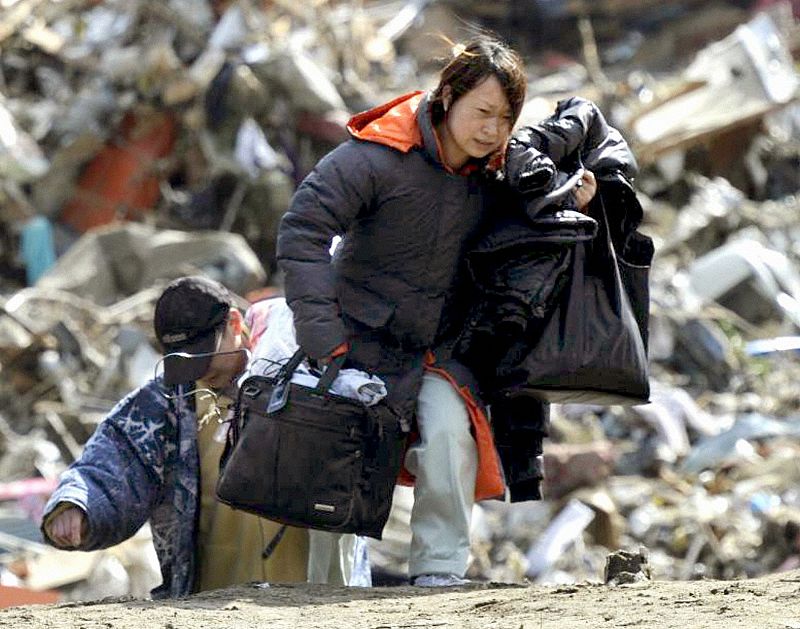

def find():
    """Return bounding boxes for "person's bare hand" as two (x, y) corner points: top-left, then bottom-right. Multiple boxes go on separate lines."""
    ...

(574, 169), (597, 212)
(45, 505), (87, 548)
(318, 342), (349, 366)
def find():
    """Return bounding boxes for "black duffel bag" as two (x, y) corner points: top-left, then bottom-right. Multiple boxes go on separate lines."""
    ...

(496, 188), (652, 405)
(457, 181), (652, 406)
(216, 349), (404, 538)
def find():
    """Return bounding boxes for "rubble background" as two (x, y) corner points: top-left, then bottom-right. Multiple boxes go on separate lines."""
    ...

(1, 0), (800, 604)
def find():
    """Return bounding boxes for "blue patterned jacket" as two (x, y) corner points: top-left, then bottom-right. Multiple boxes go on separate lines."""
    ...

(41, 379), (199, 598)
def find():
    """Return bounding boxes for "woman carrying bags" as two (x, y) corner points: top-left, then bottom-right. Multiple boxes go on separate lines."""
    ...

(277, 34), (597, 587)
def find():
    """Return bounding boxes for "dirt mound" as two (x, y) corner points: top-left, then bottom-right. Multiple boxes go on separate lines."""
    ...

(4, 569), (800, 629)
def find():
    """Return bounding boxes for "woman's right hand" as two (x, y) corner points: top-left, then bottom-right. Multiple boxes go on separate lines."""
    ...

(318, 342), (350, 365)
(44, 505), (87, 548)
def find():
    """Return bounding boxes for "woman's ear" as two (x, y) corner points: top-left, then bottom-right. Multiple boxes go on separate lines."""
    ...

(442, 85), (452, 112)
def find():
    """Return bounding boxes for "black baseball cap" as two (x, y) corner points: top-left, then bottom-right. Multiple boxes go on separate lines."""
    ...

(154, 276), (234, 386)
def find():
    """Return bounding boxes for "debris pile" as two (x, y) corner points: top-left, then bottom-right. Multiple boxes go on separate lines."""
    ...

(369, 0), (800, 589)
(0, 0), (799, 603)
(0, 0), (437, 286)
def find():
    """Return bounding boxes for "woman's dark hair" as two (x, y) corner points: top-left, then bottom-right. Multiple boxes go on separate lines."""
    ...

(430, 35), (527, 126)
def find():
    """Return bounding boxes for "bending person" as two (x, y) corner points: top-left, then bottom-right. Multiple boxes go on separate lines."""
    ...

(42, 276), (367, 597)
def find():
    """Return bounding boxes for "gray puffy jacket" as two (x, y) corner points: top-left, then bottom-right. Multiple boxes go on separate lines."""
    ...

(277, 92), (499, 415)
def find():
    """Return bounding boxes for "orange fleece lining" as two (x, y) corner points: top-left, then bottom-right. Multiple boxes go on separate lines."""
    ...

(397, 357), (506, 501)
(347, 91), (425, 153)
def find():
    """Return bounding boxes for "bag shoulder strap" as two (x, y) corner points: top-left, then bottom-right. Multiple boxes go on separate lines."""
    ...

(278, 349), (345, 394)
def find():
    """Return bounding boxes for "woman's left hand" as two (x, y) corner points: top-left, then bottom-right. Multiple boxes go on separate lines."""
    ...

(574, 170), (597, 212)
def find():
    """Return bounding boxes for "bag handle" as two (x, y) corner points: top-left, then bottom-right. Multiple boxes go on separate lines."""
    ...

(538, 167), (585, 205)
(278, 348), (346, 394)
(268, 348), (347, 413)
(315, 354), (346, 394)
(585, 188), (629, 317)
(277, 348), (306, 381)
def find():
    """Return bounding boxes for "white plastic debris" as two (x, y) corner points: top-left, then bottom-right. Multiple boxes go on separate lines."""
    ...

(0, 101), (49, 182)
(525, 499), (595, 579)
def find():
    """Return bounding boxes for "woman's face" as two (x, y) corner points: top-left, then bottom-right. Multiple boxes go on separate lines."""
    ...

(442, 74), (513, 167)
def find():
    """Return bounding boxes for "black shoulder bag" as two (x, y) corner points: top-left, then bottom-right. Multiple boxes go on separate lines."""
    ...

(216, 349), (404, 538)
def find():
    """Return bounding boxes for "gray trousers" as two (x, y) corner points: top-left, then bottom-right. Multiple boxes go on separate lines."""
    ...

(404, 372), (478, 577)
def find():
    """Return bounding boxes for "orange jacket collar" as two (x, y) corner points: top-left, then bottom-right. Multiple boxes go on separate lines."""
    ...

(347, 91), (425, 153)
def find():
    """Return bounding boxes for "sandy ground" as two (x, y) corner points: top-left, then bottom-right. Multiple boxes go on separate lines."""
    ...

(3, 570), (800, 629)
